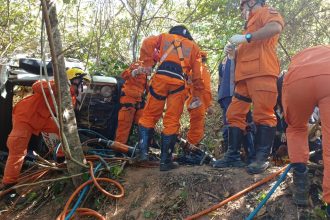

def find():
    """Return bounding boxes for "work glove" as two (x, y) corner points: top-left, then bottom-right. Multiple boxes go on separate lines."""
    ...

(188, 97), (202, 110)
(131, 66), (152, 77)
(224, 43), (236, 59)
(229, 34), (247, 44)
(131, 69), (139, 77)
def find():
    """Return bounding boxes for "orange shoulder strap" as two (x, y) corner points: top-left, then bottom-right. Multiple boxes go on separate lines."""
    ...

(158, 38), (186, 71)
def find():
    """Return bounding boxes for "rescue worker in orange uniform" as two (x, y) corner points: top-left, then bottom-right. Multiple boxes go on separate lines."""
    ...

(66, 67), (91, 109)
(55, 67), (90, 158)
(115, 62), (148, 144)
(137, 25), (204, 171)
(186, 51), (212, 146)
(1, 80), (58, 190)
(213, 0), (284, 174)
(0, 68), (89, 191)
(281, 46), (330, 216)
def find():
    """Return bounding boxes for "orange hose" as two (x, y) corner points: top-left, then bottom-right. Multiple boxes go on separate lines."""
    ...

(58, 161), (125, 220)
(88, 161), (125, 199)
(66, 208), (105, 220)
(184, 165), (289, 220)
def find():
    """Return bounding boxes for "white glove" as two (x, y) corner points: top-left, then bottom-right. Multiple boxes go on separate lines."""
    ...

(131, 66), (153, 77)
(188, 97), (202, 110)
(131, 69), (138, 77)
(229, 34), (247, 44)
(224, 43), (235, 59)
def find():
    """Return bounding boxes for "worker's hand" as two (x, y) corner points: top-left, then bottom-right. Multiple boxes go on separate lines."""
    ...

(229, 34), (247, 44)
(131, 66), (153, 77)
(131, 69), (139, 77)
(188, 97), (202, 110)
(224, 43), (235, 59)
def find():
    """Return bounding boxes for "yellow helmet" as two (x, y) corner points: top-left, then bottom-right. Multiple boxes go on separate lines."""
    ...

(66, 67), (91, 81)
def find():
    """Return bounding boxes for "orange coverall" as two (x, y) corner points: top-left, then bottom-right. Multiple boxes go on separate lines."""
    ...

(3, 80), (58, 185)
(227, 6), (284, 130)
(138, 33), (204, 135)
(282, 45), (330, 203)
(186, 63), (212, 145)
(115, 63), (148, 144)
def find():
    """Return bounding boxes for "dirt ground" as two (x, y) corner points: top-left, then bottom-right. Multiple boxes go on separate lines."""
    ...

(110, 164), (307, 220)
(1, 162), (325, 220)
(1, 88), (327, 220)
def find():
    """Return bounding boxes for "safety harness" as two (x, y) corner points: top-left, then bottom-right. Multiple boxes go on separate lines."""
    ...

(120, 102), (145, 110)
(234, 92), (252, 103)
(120, 90), (146, 110)
(150, 37), (188, 100)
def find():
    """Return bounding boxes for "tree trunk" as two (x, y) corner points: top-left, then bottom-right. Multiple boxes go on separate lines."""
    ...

(41, 0), (86, 187)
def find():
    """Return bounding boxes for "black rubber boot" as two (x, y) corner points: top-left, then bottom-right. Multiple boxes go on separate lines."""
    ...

(292, 168), (310, 206)
(247, 125), (276, 174)
(243, 131), (256, 165)
(213, 127), (245, 168)
(160, 134), (179, 171)
(326, 204), (330, 218)
(222, 126), (229, 153)
(137, 126), (154, 161)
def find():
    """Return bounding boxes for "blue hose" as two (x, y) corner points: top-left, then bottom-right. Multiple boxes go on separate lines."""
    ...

(53, 142), (62, 161)
(78, 128), (108, 140)
(65, 163), (102, 220)
(86, 151), (115, 158)
(245, 164), (292, 220)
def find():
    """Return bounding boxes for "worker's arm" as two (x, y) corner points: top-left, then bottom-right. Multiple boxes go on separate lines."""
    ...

(139, 35), (160, 67)
(229, 21), (282, 44)
(250, 22), (283, 41)
(121, 69), (132, 80)
(190, 45), (204, 98)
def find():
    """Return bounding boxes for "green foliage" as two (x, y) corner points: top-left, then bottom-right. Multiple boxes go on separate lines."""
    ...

(89, 57), (128, 76)
(1, 0), (329, 74)
(82, 172), (89, 182)
(110, 165), (123, 177)
(313, 207), (328, 219)
(26, 191), (38, 203)
(179, 189), (188, 200)
(257, 191), (267, 202)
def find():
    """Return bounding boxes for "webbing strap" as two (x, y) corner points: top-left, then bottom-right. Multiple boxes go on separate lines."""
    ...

(173, 40), (186, 69)
(169, 84), (185, 95)
(159, 38), (187, 73)
(234, 92), (252, 103)
(149, 85), (185, 101)
(120, 102), (145, 110)
(157, 70), (184, 80)
(149, 86), (167, 100)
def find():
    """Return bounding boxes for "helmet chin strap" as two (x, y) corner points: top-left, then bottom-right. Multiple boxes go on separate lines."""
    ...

(243, 0), (260, 26)
(246, 0), (259, 10)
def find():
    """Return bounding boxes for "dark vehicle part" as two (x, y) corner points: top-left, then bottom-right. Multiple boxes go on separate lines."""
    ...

(76, 75), (123, 140)
(176, 137), (216, 165)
